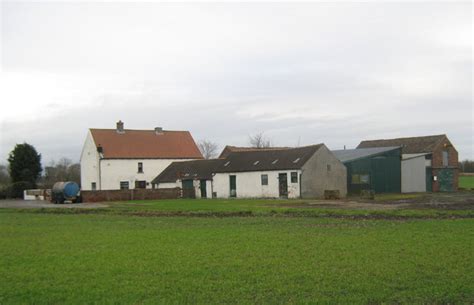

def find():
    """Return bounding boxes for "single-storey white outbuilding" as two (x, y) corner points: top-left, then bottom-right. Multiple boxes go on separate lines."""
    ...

(151, 159), (224, 198)
(153, 144), (347, 199)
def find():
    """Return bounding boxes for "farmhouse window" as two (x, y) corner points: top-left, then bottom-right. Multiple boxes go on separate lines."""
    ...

(138, 162), (143, 173)
(291, 172), (298, 183)
(261, 174), (268, 185)
(135, 180), (146, 189)
(120, 181), (129, 190)
(91, 182), (96, 191)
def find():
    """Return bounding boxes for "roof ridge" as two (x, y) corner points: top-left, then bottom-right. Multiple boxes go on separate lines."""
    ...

(89, 128), (190, 133)
(361, 134), (446, 142)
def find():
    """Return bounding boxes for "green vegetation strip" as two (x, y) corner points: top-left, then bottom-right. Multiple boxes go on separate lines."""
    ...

(460, 175), (474, 189)
(1, 211), (473, 304)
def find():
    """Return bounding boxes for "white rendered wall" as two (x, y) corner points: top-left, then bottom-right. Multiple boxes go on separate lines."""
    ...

(157, 182), (179, 189)
(158, 180), (213, 199)
(80, 131), (100, 191)
(193, 180), (213, 199)
(99, 159), (195, 190)
(402, 156), (427, 193)
(213, 170), (301, 199)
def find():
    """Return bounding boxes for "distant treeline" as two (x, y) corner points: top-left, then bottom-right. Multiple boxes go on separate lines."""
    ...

(459, 160), (474, 173)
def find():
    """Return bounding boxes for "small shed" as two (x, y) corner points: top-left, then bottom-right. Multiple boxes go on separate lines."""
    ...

(332, 147), (402, 194)
(151, 159), (224, 198)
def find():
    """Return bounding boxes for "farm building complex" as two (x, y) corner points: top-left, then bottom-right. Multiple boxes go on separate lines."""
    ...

(358, 134), (458, 192)
(79, 122), (459, 198)
(153, 144), (347, 199)
(80, 121), (203, 191)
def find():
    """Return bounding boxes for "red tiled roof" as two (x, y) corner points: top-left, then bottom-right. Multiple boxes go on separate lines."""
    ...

(90, 129), (203, 159)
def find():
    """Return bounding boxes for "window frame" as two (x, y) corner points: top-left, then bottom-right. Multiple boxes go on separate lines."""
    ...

(138, 162), (144, 173)
(91, 182), (97, 191)
(135, 180), (147, 189)
(261, 174), (268, 186)
(120, 181), (129, 190)
(291, 172), (298, 183)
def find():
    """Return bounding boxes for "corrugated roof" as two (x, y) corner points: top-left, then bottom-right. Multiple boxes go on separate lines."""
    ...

(215, 144), (323, 173)
(218, 145), (290, 158)
(90, 129), (203, 159)
(357, 135), (446, 154)
(332, 147), (400, 163)
(152, 159), (224, 183)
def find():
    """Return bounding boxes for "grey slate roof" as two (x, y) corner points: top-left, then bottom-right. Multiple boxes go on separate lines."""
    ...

(152, 159), (225, 184)
(332, 146), (401, 163)
(357, 135), (446, 154)
(215, 144), (324, 173)
(218, 146), (290, 159)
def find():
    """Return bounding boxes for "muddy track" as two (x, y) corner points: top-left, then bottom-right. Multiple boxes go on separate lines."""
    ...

(13, 208), (474, 220)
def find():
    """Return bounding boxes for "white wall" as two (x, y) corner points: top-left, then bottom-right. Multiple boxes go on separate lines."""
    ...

(99, 159), (194, 190)
(157, 182), (179, 189)
(80, 131), (100, 190)
(80, 130), (198, 190)
(402, 156), (426, 193)
(213, 170), (301, 199)
(158, 180), (213, 199)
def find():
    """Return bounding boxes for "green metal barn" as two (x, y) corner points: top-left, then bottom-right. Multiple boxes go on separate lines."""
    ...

(332, 147), (402, 194)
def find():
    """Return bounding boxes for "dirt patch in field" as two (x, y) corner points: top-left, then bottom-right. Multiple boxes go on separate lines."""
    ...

(274, 192), (474, 211)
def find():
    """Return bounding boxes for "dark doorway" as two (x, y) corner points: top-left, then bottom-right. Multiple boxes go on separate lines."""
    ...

(426, 168), (433, 192)
(278, 173), (288, 198)
(182, 180), (195, 198)
(229, 175), (236, 197)
(200, 180), (207, 198)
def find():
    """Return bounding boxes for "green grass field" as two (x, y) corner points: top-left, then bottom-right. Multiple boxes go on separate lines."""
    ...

(460, 175), (474, 189)
(1, 199), (473, 304)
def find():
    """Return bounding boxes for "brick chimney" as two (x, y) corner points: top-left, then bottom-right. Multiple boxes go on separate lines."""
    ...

(116, 120), (124, 133)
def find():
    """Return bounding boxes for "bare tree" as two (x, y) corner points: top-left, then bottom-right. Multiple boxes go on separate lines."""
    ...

(42, 158), (81, 187)
(0, 164), (10, 186)
(197, 140), (219, 159)
(248, 132), (272, 148)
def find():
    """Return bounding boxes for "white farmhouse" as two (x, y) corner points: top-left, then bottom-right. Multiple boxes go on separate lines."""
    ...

(80, 121), (203, 190)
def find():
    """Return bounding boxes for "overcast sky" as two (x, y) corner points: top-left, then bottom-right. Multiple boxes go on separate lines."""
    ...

(1, 1), (472, 165)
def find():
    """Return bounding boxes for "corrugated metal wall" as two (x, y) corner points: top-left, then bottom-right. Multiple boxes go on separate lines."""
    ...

(344, 148), (401, 194)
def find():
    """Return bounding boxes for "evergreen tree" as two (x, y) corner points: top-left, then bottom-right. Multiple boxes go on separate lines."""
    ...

(8, 143), (42, 187)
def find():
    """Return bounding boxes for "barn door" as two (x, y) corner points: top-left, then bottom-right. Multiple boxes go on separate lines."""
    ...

(182, 180), (195, 198)
(278, 173), (288, 198)
(200, 180), (207, 198)
(229, 175), (236, 197)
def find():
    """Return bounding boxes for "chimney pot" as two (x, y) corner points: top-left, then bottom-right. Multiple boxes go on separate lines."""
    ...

(116, 120), (124, 133)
